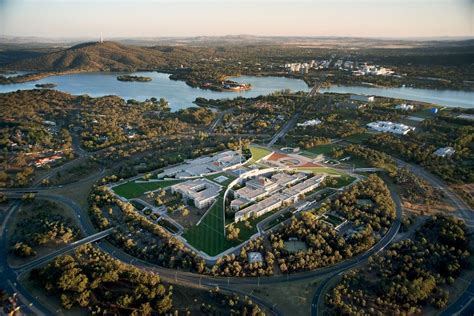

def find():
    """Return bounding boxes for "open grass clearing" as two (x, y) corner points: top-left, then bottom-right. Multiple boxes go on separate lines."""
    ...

(183, 197), (239, 256)
(295, 166), (345, 176)
(328, 175), (357, 188)
(248, 145), (272, 163)
(303, 143), (341, 156)
(112, 179), (184, 199)
(344, 132), (373, 144)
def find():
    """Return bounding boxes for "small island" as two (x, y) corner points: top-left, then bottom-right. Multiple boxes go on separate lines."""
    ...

(35, 83), (57, 89)
(117, 75), (152, 82)
(221, 80), (251, 91)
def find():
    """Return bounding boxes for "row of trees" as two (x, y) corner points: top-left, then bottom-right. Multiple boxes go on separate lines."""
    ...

(270, 175), (396, 273)
(10, 200), (79, 258)
(326, 215), (470, 315)
(368, 127), (473, 184)
(32, 245), (173, 314)
(336, 145), (443, 205)
(88, 185), (205, 272)
(210, 238), (275, 277)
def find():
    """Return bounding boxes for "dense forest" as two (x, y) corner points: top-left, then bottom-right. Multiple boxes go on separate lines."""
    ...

(1, 40), (473, 90)
(31, 245), (174, 313)
(326, 215), (471, 315)
(270, 175), (395, 273)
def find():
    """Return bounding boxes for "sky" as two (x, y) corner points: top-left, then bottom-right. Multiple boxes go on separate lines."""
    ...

(0, 0), (473, 39)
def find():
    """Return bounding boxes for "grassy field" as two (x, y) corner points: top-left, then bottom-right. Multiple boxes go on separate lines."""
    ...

(183, 197), (239, 256)
(322, 213), (345, 226)
(411, 107), (440, 119)
(295, 166), (344, 176)
(328, 175), (357, 188)
(302, 143), (341, 156)
(344, 132), (374, 144)
(233, 208), (282, 240)
(248, 145), (272, 163)
(158, 219), (180, 234)
(112, 179), (184, 199)
(262, 211), (293, 231)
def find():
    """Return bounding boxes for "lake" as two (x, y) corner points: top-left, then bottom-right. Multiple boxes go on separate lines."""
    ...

(2, 71), (473, 109)
(320, 85), (474, 108)
(0, 72), (309, 111)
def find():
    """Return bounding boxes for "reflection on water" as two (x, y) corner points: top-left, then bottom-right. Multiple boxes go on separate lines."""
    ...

(320, 85), (474, 108)
(0, 72), (309, 111)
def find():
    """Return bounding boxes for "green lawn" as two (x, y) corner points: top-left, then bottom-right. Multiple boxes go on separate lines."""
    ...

(303, 143), (341, 156)
(158, 219), (179, 234)
(411, 108), (440, 119)
(233, 208), (281, 240)
(112, 179), (184, 199)
(323, 213), (345, 226)
(327, 175), (357, 188)
(344, 133), (373, 144)
(263, 211), (293, 231)
(248, 145), (272, 163)
(295, 166), (344, 176)
(183, 197), (239, 256)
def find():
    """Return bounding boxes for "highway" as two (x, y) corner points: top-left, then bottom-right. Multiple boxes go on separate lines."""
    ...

(310, 186), (403, 315)
(0, 202), (52, 315)
(1, 143), (472, 315)
(310, 157), (474, 316)
(268, 112), (300, 147)
(14, 227), (114, 276)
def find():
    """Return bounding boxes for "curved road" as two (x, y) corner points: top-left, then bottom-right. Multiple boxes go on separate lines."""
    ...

(310, 158), (474, 316)
(2, 156), (472, 315)
(0, 180), (402, 316)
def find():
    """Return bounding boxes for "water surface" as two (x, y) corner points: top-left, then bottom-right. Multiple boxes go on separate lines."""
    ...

(0, 72), (309, 111)
(320, 85), (474, 108)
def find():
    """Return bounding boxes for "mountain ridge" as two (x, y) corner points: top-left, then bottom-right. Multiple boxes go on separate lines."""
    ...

(4, 41), (167, 72)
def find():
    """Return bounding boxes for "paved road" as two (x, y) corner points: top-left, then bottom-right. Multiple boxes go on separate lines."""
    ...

(208, 109), (232, 133)
(310, 157), (474, 316)
(14, 227), (114, 276)
(2, 152), (471, 315)
(394, 159), (474, 315)
(308, 84), (322, 97)
(0, 202), (52, 315)
(268, 112), (301, 147)
(0, 190), (102, 315)
(310, 185), (403, 315)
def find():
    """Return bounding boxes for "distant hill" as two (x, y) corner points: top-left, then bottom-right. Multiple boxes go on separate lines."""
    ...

(4, 41), (167, 72)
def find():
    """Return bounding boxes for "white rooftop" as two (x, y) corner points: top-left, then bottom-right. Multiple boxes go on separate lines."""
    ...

(367, 121), (415, 135)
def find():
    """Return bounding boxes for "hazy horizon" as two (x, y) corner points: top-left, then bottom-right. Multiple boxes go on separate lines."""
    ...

(1, 0), (473, 39)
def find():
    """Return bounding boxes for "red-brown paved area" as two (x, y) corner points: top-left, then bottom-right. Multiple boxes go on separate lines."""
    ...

(267, 152), (290, 161)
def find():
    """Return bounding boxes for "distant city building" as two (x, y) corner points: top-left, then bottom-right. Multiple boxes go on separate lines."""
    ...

(396, 103), (415, 111)
(353, 64), (394, 76)
(350, 94), (375, 103)
(433, 147), (456, 158)
(457, 114), (474, 121)
(297, 119), (322, 127)
(367, 121), (415, 135)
